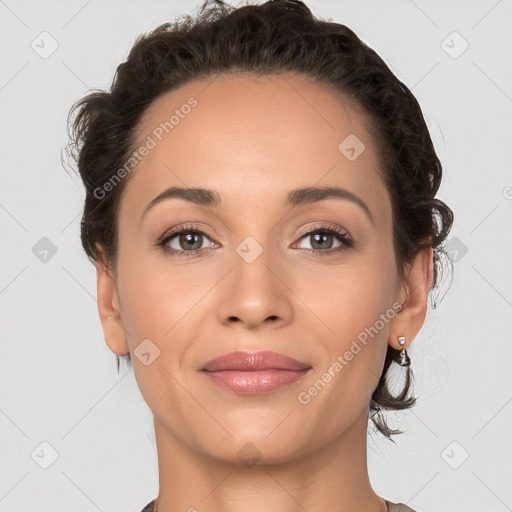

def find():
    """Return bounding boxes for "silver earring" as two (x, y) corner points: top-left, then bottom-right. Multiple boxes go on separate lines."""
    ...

(396, 336), (411, 366)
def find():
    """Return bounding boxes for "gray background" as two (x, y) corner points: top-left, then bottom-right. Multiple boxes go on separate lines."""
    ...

(1, 0), (511, 511)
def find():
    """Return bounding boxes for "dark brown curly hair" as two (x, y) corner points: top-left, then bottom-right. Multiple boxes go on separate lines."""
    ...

(64, 0), (454, 440)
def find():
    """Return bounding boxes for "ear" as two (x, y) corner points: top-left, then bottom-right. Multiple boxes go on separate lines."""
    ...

(388, 246), (434, 350)
(95, 260), (129, 356)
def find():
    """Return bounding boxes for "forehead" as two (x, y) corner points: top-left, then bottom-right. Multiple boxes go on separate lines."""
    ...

(120, 72), (388, 220)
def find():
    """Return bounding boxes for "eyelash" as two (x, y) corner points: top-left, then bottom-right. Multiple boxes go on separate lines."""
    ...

(155, 223), (354, 258)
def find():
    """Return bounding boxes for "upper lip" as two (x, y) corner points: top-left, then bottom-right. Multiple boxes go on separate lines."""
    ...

(201, 351), (311, 372)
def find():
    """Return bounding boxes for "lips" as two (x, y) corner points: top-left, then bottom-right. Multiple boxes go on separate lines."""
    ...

(200, 351), (312, 395)
(201, 351), (311, 372)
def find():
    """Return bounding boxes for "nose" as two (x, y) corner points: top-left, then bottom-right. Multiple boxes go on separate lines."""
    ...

(216, 238), (294, 330)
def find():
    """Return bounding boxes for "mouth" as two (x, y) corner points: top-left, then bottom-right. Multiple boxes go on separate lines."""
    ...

(200, 351), (312, 395)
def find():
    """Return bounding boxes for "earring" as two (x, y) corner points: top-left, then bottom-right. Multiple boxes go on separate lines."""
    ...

(396, 336), (411, 366)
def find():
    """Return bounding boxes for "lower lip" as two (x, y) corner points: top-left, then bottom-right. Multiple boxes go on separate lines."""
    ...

(201, 369), (310, 394)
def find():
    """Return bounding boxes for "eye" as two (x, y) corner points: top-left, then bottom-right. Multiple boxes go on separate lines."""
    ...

(294, 224), (353, 256)
(156, 225), (218, 257)
(154, 223), (353, 258)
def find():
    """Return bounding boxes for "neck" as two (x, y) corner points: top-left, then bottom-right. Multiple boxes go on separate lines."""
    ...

(151, 407), (387, 512)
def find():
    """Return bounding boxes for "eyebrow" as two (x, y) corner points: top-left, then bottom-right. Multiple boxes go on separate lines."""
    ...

(140, 185), (374, 225)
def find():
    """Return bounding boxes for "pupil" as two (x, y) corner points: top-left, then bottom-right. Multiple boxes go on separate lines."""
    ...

(181, 232), (201, 250)
(312, 232), (332, 250)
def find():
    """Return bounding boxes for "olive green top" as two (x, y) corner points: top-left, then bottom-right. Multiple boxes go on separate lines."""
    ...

(140, 498), (417, 511)
(386, 501), (417, 512)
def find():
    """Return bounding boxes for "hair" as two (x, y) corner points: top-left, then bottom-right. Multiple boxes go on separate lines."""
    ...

(64, 0), (454, 440)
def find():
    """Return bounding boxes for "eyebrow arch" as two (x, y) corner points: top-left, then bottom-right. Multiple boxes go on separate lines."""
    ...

(140, 185), (374, 225)
(286, 186), (374, 225)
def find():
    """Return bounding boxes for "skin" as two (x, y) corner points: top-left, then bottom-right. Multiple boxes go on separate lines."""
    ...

(96, 72), (433, 512)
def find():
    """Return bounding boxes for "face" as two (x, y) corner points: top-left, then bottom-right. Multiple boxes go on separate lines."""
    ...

(105, 72), (408, 463)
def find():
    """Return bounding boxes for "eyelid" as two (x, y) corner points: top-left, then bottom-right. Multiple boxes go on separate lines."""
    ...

(157, 223), (218, 242)
(291, 223), (354, 253)
(295, 223), (351, 241)
(156, 224), (219, 249)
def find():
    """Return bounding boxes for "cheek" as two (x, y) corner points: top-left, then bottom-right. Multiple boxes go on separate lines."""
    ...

(115, 251), (201, 414)
(115, 243), (178, 345)
(300, 249), (397, 340)
(116, 244), (217, 356)
(299, 260), (396, 426)
(310, 247), (397, 384)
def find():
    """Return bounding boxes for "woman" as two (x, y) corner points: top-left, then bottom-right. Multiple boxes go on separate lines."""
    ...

(66, 0), (453, 510)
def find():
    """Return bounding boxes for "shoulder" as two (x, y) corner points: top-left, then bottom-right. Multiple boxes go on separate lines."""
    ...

(139, 499), (420, 512)
(139, 499), (156, 512)
(139, 498), (418, 512)
(386, 500), (419, 512)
